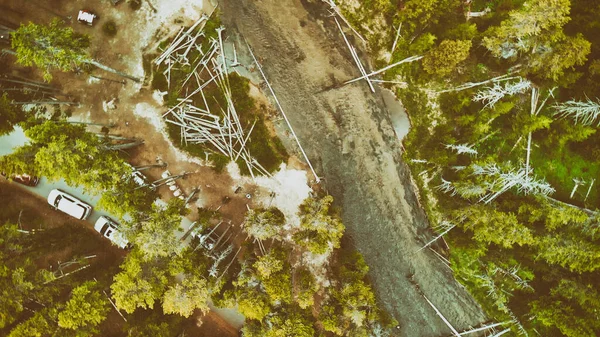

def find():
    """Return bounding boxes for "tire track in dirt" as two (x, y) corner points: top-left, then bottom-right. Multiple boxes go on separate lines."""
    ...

(220, 0), (487, 336)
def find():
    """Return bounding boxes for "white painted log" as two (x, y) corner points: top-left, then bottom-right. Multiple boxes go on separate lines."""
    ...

(345, 55), (423, 84)
(423, 295), (460, 337)
(245, 39), (320, 183)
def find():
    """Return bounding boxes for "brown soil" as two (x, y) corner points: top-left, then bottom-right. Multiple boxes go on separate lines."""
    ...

(1, 0), (260, 239)
(219, 0), (487, 336)
(0, 180), (87, 229)
(0, 179), (124, 279)
(1, 1), (240, 334)
(1, 174), (239, 337)
(194, 311), (240, 337)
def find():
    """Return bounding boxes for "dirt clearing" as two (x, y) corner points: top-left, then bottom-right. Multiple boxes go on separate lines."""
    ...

(220, 0), (487, 335)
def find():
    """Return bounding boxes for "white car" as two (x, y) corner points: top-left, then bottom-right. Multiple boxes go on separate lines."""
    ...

(77, 10), (97, 26)
(47, 189), (92, 220)
(94, 216), (129, 249)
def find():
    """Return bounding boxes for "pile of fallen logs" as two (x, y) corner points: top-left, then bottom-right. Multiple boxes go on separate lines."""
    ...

(155, 13), (271, 179)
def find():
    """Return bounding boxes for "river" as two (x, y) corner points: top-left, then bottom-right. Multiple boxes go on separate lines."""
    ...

(220, 0), (486, 334)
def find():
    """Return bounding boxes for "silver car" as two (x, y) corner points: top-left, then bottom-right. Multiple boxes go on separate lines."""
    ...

(94, 216), (129, 249)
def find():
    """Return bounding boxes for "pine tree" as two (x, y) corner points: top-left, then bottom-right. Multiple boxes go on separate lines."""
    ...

(454, 205), (534, 248)
(126, 198), (187, 260)
(162, 277), (210, 317)
(422, 40), (472, 77)
(0, 93), (23, 136)
(242, 207), (285, 241)
(57, 281), (109, 332)
(293, 196), (345, 255)
(11, 19), (140, 82)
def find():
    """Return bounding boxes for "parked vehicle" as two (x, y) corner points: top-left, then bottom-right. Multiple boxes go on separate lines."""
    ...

(47, 189), (93, 220)
(77, 10), (98, 26)
(1, 172), (40, 186)
(94, 216), (129, 249)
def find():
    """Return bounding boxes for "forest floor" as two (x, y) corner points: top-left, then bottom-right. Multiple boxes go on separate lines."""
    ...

(1, 0), (325, 334)
(220, 0), (487, 335)
(1, 0), (251, 335)
(2, 0), (489, 335)
(0, 180), (241, 336)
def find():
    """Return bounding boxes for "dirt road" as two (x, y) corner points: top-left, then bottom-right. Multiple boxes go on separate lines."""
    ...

(220, 0), (487, 335)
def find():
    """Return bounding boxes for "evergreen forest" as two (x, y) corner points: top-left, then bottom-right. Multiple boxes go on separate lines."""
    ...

(338, 0), (600, 335)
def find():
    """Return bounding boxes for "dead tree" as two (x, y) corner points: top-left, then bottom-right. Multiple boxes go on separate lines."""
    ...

(418, 221), (456, 252)
(423, 295), (460, 337)
(84, 59), (141, 83)
(334, 17), (374, 93)
(245, 39), (320, 182)
(345, 55), (423, 85)
(457, 321), (511, 336)
(436, 74), (520, 94)
(553, 96), (600, 126)
(322, 0), (366, 43)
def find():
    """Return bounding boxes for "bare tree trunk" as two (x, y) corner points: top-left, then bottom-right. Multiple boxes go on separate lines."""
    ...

(0, 87), (57, 96)
(1, 48), (16, 55)
(11, 100), (76, 105)
(43, 264), (91, 284)
(417, 225), (456, 252)
(95, 133), (139, 142)
(246, 40), (320, 183)
(143, 0), (158, 13)
(423, 295), (460, 337)
(102, 290), (127, 322)
(104, 139), (144, 151)
(84, 59), (141, 83)
(90, 74), (126, 85)
(458, 321), (511, 336)
(542, 195), (598, 216)
(134, 162), (168, 171)
(62, 120), (116, 128)
(0, 77), (58, 91)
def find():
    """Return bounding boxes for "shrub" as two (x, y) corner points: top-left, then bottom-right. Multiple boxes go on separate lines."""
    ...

(102, 20), (117, 37)
(128, 0), (142, 10)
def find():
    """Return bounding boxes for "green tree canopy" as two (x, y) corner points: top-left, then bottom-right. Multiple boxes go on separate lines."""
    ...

(162, 277), (210, 317)
(236, 286), (271, 321)
(0, 223), (35, 329)
(242, 207), (286, 241)
(8, 309), (55, 337)
(422, 40), (472, 77)
(126, 198), (187, 260)
(57, 281), (109, 332)
(0, 121), (126, 191)
(537, 232), (600, 272)
(482, 0), (590, 80)
(10, 19), (139, 82)
(11, 19), (90, 81)
(454, 205), (534, 248)
(241, 308), (315, 337)
(483, 0), (571, 58)
(294, 267), (318, 309)
(111, 249), (169, 313)
(293, 196), (345, 255)
(530, 279), (600, 337)
(0, 121), (155, 218)
(254, 250), (284, 279)
(0, 93), (22, 136)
